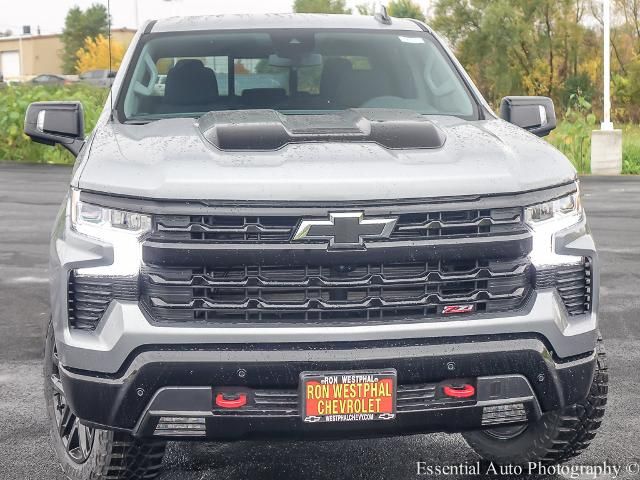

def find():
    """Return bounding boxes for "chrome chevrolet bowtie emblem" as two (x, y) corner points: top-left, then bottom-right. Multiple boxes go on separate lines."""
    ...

(293, 212), (397, 249)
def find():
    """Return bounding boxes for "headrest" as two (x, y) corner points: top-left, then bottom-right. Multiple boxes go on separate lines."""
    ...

(165, 59), (219, 105)
(320, 57), (354, 97)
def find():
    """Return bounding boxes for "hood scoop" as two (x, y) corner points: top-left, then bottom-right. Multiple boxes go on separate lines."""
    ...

(197, 109), (446, 151)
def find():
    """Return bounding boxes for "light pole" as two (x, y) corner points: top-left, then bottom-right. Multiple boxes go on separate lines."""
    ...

(590, 0), (622, 174)
(602, 0), (613, 130)
(18, 34), (23, 79)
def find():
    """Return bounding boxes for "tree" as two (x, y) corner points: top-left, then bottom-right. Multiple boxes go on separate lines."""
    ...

(292, 0), (351, 14)
(431, 0), (592, 105)
(614, 0), (640, 58)
(61, 4), (109, 74)
(75, 35), (125, 73)
(356, 3), (375, 15)
(388, 0), (426, 21)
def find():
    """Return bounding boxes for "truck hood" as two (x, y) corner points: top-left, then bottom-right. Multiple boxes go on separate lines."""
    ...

(77, 113), (576, 201)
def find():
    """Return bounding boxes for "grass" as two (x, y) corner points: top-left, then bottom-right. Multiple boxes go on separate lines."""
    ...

(548, 121), (640, 174)
(547, 118), (593, 174)
(0, 84), (108, 165)
(1, 83), (640, 173)
(622, 125), (640, 174)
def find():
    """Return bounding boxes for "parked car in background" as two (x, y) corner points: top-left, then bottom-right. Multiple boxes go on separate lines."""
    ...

(79, 69), (116, 87)
(30, 74), (71, 85)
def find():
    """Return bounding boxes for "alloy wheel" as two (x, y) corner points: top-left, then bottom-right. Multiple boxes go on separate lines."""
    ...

(50, 344), (95, 463)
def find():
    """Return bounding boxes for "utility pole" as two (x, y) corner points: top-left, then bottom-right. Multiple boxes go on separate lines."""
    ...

(591, 0), (622, 174)
(602, 0), (613, 130)
(18, 35), (23, 79)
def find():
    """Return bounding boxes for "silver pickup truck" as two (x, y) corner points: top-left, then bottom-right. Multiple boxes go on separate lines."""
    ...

(25, 11), (606, 480)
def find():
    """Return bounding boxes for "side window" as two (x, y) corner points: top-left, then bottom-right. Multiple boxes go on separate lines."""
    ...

(346, 56), (371, 71)
(208, 57), (229, 95)
(234, 59), (289, 95)
(417, 42), (473, 115)
(298, 65), (322, 95)
(300, 56), (372, 96)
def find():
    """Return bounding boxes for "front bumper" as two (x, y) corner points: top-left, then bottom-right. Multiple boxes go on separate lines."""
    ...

(59, 335), (596, 440)
(57, 289), (597, 374)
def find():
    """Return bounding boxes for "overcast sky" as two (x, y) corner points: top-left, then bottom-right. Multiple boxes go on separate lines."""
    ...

(0, 0), (392, 35)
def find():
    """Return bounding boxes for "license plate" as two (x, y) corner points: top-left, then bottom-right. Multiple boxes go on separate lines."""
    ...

(300, 370), (396, 423)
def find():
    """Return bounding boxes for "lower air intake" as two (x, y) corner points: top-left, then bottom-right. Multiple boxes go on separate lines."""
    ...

(481, 403), (527, 426)
(154, 416), (206, 437)
(535, 258), (592, 315)
(67, 272), (138, 330)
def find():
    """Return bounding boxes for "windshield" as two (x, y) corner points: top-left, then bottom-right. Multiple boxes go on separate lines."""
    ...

(119, 29), (478, 121)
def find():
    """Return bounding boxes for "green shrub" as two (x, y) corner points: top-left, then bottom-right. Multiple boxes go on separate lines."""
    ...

(561, 74), (594, 110)
(0, 84), (108, 164)
(547, 95), (596, 174)
(549, 122), (640, 175)
(2, 84), (640, 175)
(622, 125), (640, 174)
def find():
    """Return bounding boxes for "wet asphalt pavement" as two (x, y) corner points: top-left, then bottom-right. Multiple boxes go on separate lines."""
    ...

(0, 164), (639, 480)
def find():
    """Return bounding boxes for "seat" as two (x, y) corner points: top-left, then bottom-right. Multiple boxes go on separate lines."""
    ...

(163, 59), (219, 107)
(319, 57), (354, 103)
(335, 69), (394, 107)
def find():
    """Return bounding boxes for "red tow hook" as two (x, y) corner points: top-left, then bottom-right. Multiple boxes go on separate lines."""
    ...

(215, 392), (248, 409)
(443, 384), (476, 399)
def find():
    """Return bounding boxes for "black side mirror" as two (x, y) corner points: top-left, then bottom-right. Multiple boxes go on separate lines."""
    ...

(500, 96), (557, 137)
(24, 101), (85, 156)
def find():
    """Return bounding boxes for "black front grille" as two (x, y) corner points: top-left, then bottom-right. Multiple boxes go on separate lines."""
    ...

(141, 256), (532, 326)
(211, 382), (475, 418)
(68, 273), (138, 330)
(390, 207), (524, 240)
(535, 259), (592, 315)
(150, 207), (525, 243)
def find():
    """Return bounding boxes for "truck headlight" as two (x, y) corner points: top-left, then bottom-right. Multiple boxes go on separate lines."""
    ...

(70, 188), (151, 238)
(524, 191), (582, 228)
(69, 188), (150, 276)
(526, 188), (584, 267)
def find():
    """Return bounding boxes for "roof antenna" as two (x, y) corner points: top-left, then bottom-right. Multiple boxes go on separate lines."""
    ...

(107, 0), (114, 120)
(374, 3), (392, 25)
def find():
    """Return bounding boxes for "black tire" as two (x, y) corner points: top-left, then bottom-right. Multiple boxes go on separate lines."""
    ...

(44, 321), (166, 480)
(463, 334), (608, 465)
